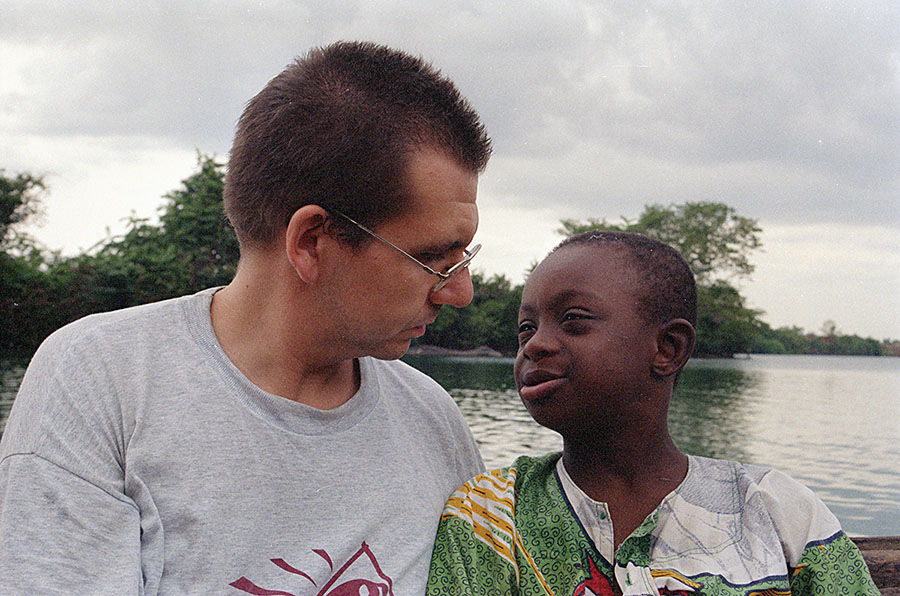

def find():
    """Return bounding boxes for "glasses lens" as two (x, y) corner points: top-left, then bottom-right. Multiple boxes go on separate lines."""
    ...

(432, 244), (481, 292)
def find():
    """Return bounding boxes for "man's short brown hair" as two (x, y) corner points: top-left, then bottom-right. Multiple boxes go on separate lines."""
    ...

(223, 41), (492, 249)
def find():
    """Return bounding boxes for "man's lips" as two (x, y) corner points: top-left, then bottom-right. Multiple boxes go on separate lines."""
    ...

(409, 318), (436, 338)
(518, 369), (567, 402)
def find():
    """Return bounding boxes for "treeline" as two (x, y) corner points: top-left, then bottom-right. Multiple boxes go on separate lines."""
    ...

(752, 323), (891, 357)
(1, 158), (894, 359)
(1, 157), (238, 356)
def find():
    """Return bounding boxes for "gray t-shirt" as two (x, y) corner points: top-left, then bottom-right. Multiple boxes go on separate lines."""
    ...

(0, 288), (483, 594)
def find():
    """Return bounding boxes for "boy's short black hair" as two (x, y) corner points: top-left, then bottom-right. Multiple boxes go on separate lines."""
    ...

(553, 231), (697, 327)
(224, 40), (492, 249)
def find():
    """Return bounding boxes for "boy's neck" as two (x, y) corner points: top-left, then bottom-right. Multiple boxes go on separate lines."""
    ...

(561, 431), (688, 548)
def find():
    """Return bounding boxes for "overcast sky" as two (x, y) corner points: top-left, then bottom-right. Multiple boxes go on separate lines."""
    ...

(3, 1), (899, 339)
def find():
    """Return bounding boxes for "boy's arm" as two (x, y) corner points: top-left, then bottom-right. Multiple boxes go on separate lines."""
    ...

(789, 533), (880, 596)
(427, 514), (518, 596)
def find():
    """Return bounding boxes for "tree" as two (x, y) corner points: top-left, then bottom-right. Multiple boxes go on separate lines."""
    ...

(417, 272), (523, 354)
(695, 281), (762, 356)
(0, 170), (46, 254)
(559, 202), (765, 357)
(558, 202), (762, 285)
(73, 154), (239, 309)
(0, 170), (51, 354)
(3, 156), (241, 356)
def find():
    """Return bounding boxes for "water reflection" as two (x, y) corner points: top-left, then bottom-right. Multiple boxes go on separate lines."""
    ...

(670, 364), (762, 461)
(403, 354), (900, 536)
(2, 354), (898, 536)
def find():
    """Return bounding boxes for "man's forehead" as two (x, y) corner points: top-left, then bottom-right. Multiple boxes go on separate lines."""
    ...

(386, 148), (479, 252)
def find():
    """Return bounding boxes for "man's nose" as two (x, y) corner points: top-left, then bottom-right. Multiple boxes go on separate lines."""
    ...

(429, 267), (474, 308)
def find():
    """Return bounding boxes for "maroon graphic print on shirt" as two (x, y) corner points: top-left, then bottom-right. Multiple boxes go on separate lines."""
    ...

(230, 542), (394, 596)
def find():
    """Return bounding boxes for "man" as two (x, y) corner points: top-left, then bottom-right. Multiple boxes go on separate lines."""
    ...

(0, 41), (491, 594)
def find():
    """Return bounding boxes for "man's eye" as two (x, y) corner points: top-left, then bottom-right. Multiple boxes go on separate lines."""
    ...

(416, 252), (445, 266)
(517, 322), (536, 335)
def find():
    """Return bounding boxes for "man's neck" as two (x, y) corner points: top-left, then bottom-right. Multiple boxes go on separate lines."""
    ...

(209, 260), (360, 410)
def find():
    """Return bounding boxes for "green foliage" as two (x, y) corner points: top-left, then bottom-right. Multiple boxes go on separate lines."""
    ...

(695, 281), (762, 357)
(752, 323), (884, 356)
(558, 202), (762, 285)
(1, 156), (239, 356)
(417, 272), (522, 355)
(0, 249), (53, 355)
(560, 202), (765, 357)
(0, 170), (51, 354)
(0, 170), (46, 253)
(88, 154), (238, 306)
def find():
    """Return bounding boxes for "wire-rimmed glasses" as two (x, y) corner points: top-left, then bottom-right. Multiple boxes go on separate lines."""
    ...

(331, 210), (481, 292)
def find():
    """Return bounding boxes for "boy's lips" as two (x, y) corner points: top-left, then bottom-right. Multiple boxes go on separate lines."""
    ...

(518, 369), (567, 402)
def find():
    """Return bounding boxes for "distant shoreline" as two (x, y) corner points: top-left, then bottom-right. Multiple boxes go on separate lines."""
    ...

(405, 344), (505, 358)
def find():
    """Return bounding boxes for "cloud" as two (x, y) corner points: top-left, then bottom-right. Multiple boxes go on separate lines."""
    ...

(2, 0), (898, 336)
(743, 223), (900, 338)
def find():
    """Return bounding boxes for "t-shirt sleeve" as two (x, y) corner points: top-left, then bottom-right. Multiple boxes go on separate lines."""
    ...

(0, 327), (143, 593)
(0, 455), (142, 593)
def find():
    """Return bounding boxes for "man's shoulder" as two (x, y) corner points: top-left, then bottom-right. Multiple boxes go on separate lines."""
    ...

(27, 289), (217, 381)
(363, 356), (450, 397)
(42, 290), (214, 352)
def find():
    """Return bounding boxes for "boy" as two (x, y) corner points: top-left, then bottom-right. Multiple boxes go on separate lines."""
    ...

(427, 231), (877, 595)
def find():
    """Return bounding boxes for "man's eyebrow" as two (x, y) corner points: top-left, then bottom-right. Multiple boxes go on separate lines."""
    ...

(412, 239), (467, 256)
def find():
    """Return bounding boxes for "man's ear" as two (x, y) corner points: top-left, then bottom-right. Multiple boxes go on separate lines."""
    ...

(285, 205), (331, 284)
(652, 319), (696, 378)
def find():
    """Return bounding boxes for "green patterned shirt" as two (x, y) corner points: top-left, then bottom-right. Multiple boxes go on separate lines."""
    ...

(427, 453), (878, 596)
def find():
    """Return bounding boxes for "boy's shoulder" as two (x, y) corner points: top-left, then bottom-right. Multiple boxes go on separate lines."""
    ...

(680, 455), (842, 558)
(442, 453), (562, 519)
(684, 454), (820, 502)
(437, 453), (564, 566)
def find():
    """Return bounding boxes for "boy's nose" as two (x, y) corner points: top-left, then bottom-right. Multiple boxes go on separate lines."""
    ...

(520, 325), (558, 361)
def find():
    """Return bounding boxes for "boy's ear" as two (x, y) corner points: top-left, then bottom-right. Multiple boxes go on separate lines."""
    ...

(285, 205), (331, 284)
(652, 319), (696, 378)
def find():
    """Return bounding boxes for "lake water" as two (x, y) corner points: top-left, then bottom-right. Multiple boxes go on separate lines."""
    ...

(403, 354), (900, 538)
(2, 354), (898, 537)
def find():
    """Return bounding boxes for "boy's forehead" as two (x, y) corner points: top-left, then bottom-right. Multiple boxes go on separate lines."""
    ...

(523, 244), (639, 302)
(533, 243), (634, 283)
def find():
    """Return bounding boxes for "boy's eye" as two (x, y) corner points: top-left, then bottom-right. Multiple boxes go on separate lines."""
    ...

(517, 322), (536, 345)
(517, 321), (536, 335)
(562, 311), (591, 322)
(561, 311), (593, 332)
